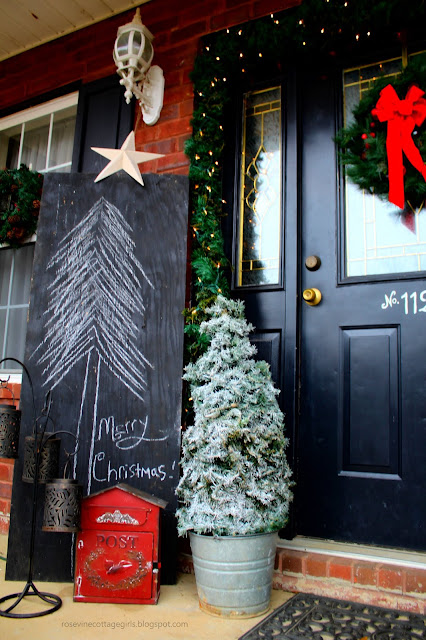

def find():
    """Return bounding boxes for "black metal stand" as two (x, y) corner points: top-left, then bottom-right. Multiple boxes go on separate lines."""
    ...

(0, 584), (61, 619)
(0, 360), (62, 618)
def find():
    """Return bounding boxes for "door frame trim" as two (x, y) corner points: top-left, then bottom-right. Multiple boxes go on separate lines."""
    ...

(279, 536), (426, 569)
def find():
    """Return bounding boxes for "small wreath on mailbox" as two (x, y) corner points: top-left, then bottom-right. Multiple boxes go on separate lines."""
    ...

(84, 548), (149, 591)
(0, 165), (43, 247)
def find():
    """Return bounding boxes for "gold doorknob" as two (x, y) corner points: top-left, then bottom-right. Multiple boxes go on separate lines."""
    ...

(303, 287), (322, 306)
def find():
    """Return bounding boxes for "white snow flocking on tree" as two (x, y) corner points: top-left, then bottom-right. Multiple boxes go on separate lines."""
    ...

(176, 295), (293, 537)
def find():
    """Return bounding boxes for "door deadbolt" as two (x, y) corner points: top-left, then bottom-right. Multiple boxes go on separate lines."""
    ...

(303, 288), (322, 306)
(305, 255), (321, 271)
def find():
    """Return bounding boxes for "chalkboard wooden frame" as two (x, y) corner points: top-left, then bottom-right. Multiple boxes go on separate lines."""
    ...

(6, 172), (189, 584)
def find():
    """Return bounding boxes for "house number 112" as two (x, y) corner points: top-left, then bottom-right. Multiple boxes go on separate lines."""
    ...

(382, 290), (426, 314)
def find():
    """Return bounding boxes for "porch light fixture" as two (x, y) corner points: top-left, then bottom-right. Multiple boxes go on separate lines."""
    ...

(113, 8), (164, 126)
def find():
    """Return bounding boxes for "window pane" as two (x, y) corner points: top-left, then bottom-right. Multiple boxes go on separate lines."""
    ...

(48, 106), (77, 171)
(0, 123), (21, 169)
(5, 307), (28, 365)
(0, 309), (6, 368)
(10, 245), (34, 305)
(20, 115), (50, 171)
(237, 87), (282, 287)
(0, 250), (12, 306)
(343, 55), (426, 277)
(0, 247), (33, 371)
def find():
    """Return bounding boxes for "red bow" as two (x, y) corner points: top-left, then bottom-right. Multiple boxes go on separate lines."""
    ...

(371, 84), (426, 209)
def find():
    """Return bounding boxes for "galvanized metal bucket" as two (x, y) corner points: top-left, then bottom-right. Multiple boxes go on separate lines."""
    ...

(189, 531), (278, 618)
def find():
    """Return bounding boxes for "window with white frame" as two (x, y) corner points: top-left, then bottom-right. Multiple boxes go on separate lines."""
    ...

(0, 92), (78, 373)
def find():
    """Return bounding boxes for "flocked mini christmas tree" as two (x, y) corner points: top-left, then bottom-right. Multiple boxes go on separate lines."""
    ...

(176, 295), (293, 536)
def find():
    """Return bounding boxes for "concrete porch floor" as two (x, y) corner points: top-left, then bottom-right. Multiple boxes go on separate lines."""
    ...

(0, 534), (293, 639)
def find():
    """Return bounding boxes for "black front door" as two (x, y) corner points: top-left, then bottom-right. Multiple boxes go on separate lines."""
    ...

(297, 60), (426, 551)
(228, 55), (426, 550)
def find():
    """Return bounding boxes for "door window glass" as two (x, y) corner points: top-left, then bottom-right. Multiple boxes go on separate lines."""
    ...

(237, 86), (282, 287)
(343, 56), (426, 277)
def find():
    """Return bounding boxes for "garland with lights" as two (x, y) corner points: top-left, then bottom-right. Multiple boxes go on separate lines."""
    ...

(184, 0), (425, 368)
(0, 165), (43, 248)
(335, 56), (426, 215)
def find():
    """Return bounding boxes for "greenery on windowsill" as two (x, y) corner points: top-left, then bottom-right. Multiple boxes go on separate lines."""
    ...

(0, 165), (43, 249)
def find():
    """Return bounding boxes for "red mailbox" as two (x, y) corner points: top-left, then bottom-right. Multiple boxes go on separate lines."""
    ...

(74, 483), (167, 604)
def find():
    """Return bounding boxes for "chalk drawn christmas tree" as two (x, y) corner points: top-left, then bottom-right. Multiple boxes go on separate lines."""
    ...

(32, 196), (154, 490)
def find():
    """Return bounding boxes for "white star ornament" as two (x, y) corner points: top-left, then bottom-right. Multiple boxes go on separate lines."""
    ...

(91, 131), (164, 186)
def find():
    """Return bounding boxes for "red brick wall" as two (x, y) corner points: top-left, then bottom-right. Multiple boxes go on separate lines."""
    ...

(0, 384), (20, 534)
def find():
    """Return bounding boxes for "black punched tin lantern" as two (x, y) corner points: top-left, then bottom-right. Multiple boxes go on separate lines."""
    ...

(42, 435), (82, 533)
(42, 478), (82, 533)
(0, 402), (21, 459)
(22, 433), (61, 483)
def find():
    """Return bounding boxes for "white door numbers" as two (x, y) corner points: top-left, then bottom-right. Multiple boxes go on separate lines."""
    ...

(381, 289), (426, 314)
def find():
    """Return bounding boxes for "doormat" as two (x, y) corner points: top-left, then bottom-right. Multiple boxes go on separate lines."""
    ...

(239, 593), (426, 640)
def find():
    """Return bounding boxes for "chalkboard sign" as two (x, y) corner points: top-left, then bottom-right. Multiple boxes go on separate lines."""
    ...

(6, 172), (189, 584)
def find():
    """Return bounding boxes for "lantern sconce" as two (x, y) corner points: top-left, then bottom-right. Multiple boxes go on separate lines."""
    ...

(113, 8), (164, 126)
(42, 436), (82, 534)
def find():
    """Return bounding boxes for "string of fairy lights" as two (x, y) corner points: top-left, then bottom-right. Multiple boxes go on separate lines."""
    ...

(183, 0), (422, 371)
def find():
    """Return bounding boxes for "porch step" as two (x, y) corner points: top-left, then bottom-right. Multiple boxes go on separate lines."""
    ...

(275, 537), (426, 614)
(178, 536), (426, 613)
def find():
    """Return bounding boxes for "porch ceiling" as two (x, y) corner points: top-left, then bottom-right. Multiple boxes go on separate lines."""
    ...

(0, 0), (152, 62)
